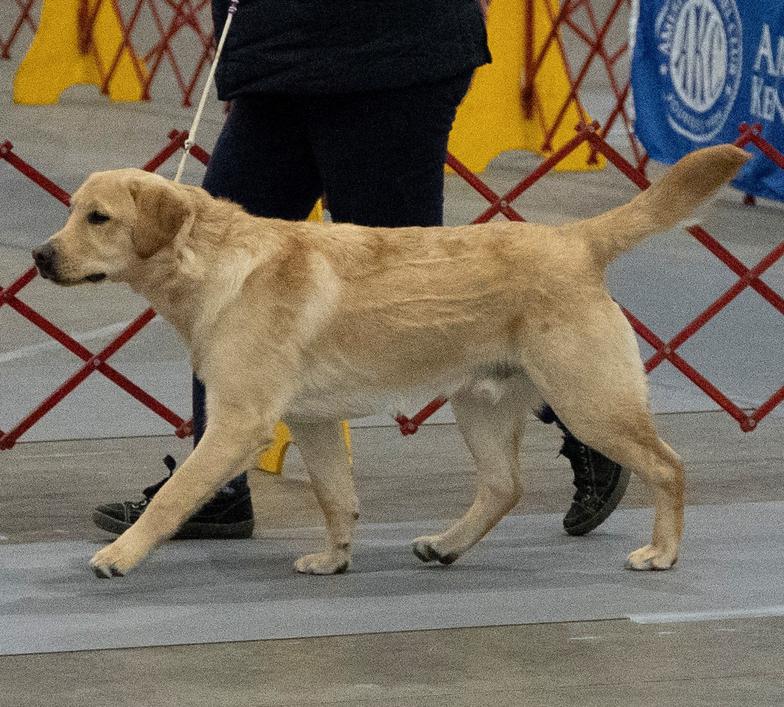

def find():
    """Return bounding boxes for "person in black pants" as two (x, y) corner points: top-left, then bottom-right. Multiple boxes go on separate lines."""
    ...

(92, 0), (628, 542)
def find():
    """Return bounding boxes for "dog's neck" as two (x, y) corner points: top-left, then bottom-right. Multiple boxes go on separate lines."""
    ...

(122, 213), (290, 357)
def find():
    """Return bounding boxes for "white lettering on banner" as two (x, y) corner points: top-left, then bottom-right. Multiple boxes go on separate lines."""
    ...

(750, 25), (784, 124)
(750, 75), (784, 122)
(753, 24), (784, 76)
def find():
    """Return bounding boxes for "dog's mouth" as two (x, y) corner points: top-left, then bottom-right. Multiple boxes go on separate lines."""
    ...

(36, 268), (107, 285)
(33, 245), (107, 285)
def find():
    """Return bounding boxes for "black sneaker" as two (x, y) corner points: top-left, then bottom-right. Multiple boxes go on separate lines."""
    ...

(559, 431), (631, 536)
(92, 455), (255, 539)
(537, 406), (631, 536)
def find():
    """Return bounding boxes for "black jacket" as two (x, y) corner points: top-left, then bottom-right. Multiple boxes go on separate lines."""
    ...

(212, 0), (491, 98)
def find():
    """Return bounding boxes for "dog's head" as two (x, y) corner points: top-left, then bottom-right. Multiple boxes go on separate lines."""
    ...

(32, 168), (195, 286)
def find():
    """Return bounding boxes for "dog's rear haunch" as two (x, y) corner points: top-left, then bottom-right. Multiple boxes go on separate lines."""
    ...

(33, 145), (749, 578)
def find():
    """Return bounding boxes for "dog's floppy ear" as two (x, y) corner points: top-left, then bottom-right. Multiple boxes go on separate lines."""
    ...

(130, 178), (195, 259)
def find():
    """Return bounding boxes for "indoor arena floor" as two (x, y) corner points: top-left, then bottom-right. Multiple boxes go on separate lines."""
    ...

(1, 77), (783, 704)
(1, 414), (783, 705)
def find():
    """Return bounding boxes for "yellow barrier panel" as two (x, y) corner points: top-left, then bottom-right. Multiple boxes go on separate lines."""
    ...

(257, 420), (353, 475)
(449, 0), (603, 172)
(257, 201), (353, 475)
(13, 0), (146, 104)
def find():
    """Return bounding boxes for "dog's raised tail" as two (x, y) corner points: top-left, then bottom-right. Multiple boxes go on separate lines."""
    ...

(569, 144), (750, 267)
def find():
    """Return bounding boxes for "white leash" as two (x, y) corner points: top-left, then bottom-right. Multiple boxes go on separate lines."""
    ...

(173, 0), (239, 184)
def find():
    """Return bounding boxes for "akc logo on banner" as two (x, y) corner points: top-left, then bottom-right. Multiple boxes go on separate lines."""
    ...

(634, 0), (784, 200)
(656, 0), (743, 142)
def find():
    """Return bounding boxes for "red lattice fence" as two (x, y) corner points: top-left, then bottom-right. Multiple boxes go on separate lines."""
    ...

(1, 0), (215, 105)
(521, 0), (646, 169)
(3, 0), (641, 142)
(0, 130), (206, 449)
(0, 0), (37, 59)
(2, 123), (782, 448)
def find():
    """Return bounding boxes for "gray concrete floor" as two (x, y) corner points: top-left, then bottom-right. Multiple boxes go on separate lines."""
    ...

(0, 412), (782, 705)
(1, 411), (781, 544)
(2, 617), (783, 706)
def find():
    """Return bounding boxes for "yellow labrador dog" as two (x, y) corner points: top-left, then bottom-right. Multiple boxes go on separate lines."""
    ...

(33, 145), (748, 578)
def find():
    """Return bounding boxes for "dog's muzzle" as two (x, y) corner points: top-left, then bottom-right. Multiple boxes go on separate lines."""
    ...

(31, 244), (106, 283)
(32, 243), (57, 280)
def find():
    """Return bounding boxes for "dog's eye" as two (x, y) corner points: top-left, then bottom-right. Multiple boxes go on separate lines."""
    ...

(87, 211), (110, 225)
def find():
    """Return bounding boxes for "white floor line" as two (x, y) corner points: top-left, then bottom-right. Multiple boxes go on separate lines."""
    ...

(630, 606), (784, 624)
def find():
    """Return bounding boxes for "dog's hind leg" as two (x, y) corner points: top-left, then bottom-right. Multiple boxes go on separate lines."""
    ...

(520, 300), (684, 570)
(412, 376), (535, 565)
(286, 419), (358, 575)
(89, 399), (281, 578)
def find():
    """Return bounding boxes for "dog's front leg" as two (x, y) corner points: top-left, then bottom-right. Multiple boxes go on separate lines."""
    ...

(286, 419), (357, 575)
(90, 404), (273, 578)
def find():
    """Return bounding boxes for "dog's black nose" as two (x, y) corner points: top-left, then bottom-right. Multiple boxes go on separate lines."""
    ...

(32, 243), (56, 279)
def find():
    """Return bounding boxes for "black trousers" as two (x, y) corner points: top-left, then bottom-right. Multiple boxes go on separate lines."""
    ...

(192, 72), (474, 487)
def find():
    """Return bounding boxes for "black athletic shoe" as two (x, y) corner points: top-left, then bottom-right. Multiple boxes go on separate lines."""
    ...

(559, 431), (631, 536)
(92, 455), (255, 539)
(537, 406), (631, 536)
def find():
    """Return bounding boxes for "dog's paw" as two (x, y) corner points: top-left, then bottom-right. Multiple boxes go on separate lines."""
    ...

(625, 543), (678, 571)
(412, 536), (459, 566)
(294, 551), (351, 575)
(89, 541), (139, 578)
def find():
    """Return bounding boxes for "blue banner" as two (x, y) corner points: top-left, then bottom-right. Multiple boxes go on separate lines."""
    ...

(631, 0), (784, 201)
